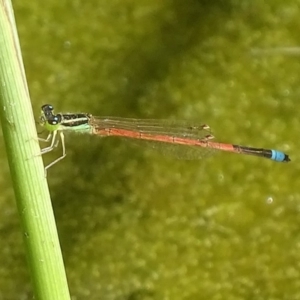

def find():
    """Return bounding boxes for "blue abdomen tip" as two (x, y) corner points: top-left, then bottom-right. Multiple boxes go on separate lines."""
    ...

(271, 150), (288, 162)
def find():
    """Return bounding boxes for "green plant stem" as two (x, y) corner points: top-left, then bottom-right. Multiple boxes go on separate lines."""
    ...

(0, 1), (70, 299)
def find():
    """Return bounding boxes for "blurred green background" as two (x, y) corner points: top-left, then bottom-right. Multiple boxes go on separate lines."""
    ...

(0, 0), (299, 299)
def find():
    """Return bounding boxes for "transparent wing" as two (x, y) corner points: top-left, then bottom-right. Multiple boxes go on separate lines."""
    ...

(90, 117), (214, 160)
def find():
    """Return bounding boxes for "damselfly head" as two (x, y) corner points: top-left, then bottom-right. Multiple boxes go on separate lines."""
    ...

(40, 104), (62, 128)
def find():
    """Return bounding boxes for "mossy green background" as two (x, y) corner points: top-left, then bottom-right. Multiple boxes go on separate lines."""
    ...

(0, 0), (299, 299)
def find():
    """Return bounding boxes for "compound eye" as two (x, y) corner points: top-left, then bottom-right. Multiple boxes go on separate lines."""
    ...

(41, 104), (54, 113)
(48, 115), (61, 125)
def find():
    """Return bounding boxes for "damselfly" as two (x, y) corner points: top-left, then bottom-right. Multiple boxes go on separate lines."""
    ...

(39, 104), (290, 172)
